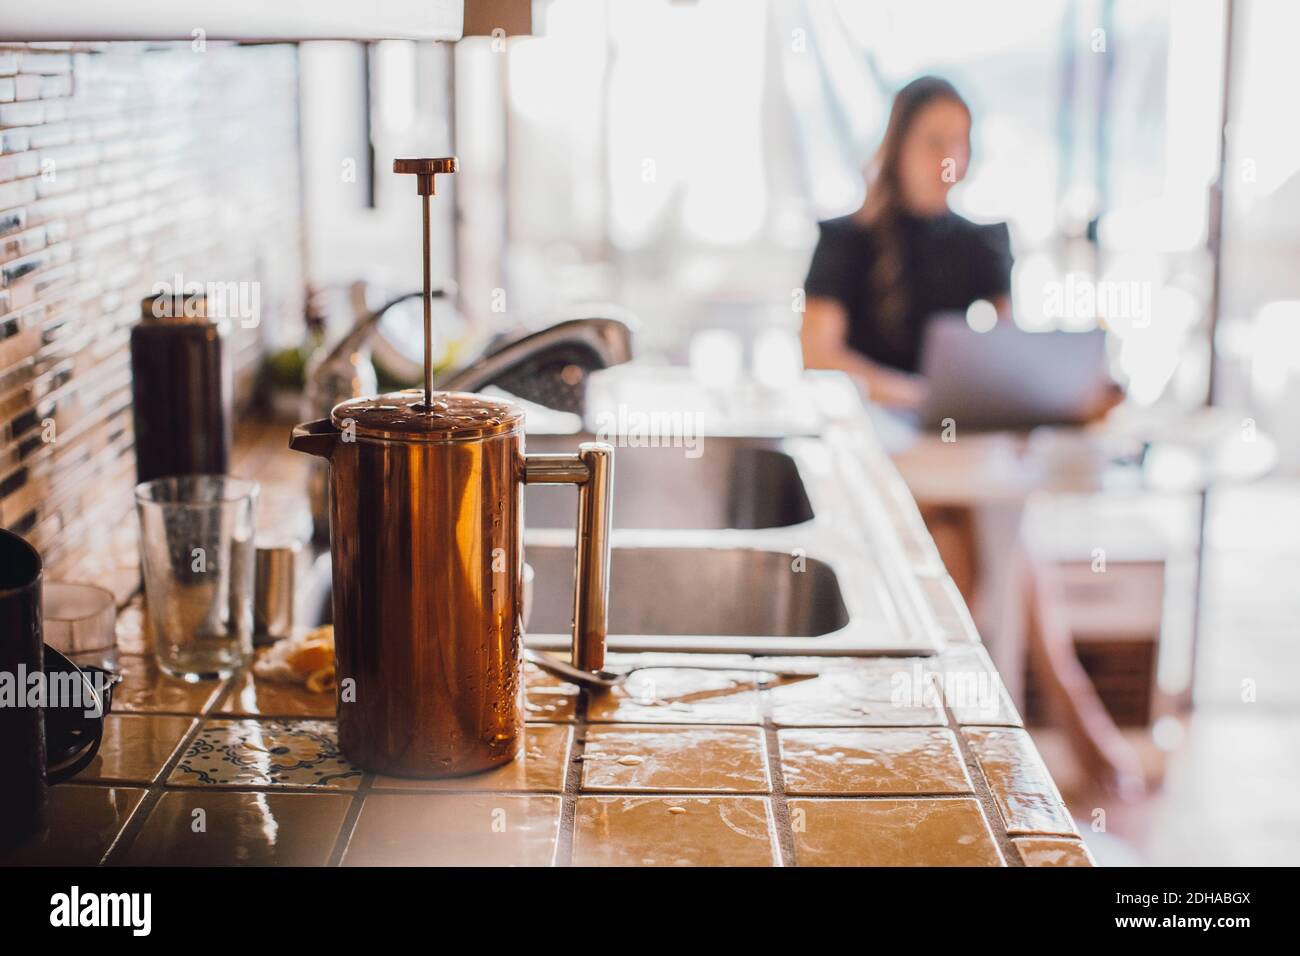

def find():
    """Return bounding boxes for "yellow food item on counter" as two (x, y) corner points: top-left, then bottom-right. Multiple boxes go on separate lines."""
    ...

(253, 625), (336, 693)
(286, 638), (333, 677)
(305, 666), (336, 694)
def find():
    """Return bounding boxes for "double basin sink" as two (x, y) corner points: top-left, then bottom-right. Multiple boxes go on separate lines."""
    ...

(520, 432), (936, 657)
(309, 430), (937, 657)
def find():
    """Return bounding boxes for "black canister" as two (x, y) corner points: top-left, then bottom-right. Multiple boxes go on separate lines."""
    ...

(0, 528), (45, 851)
(130, 291), (233, 483)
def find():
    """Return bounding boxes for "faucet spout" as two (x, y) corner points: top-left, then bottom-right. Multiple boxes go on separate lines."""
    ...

(440, 311), (635, 415)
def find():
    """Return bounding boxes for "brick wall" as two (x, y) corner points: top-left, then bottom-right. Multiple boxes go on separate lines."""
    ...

(0, 41), (304, 598)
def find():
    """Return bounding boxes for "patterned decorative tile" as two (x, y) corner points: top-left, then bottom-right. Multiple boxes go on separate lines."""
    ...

(586, 669), (762, 725)
(573, 796), (778, 866)
(788, 798), (1004, 866)
(1012, 836), (1096, 867)
(167, 719), (362, 790)
(343, 794), (562, 866)
(120, 790), (351, 866)
(373, 724), (572, 793)
(78, 714), (194, 785)
(581, 725), (769, 793)
(0, 785), (145, 866)
(778, 728), (972, 795)
(964, 727), (1077, 836)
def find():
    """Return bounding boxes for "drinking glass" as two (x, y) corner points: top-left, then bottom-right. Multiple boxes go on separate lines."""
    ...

(135, 475), (258, 680)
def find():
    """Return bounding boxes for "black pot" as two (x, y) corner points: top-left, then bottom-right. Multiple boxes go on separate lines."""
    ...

(0, 530), (119, 852)
(0, 528), (46, 850)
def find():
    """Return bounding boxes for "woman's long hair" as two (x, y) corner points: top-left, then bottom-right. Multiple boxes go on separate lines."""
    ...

(857, 76), (970, 335)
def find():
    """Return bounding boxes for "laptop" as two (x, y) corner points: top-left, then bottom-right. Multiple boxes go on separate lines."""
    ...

(916, 314), (1107, 430)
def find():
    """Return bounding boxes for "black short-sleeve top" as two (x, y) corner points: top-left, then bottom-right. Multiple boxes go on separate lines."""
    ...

(804, 211), (1013, 374)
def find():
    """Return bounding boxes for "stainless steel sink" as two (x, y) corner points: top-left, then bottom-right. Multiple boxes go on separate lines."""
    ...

(526, 545), (848, 638)
(306, 427), (942, 656)
(523, 434), (812, 531)
(521, 531), (931, 656)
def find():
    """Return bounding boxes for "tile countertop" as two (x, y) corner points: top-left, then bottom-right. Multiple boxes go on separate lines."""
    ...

(2, 648), (1093, 867)
(1, 407), (1094, 868)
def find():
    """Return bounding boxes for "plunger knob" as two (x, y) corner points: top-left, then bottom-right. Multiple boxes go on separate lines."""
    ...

(393, 157), (459, 195)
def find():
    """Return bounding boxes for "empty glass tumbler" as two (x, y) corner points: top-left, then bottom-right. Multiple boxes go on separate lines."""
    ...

(135, 475), (258, 680)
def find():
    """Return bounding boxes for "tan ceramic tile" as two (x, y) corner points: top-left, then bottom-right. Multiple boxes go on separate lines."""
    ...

(523, 659), (579, 722)
(525, 691), (578, 722)
(373, 724), (572, 793)
(778, 728), (972, 795)
(932, 645), (1023, 726)
(0, 785), (145, 866)
(789, 798), (1004, 866)
(1012, 836), (1096, 867)
(167, 719), (363, 790)
(582, 725), (769, 793)
(766, 662), (945, 727)
(120, 790), (350, 866)
(111, 654), (225, 714)
(78, 714), (194, 784)
(965, 727), (1076, 836)
(586, 669), (761, 725)
(343, 794), (561, 866)
(573, 796), (778, 866)
(919, 573), (980, 642)
(216, 668), (336, 719)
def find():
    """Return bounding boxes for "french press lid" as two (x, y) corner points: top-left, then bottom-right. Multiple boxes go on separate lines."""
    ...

(330, 389), (524, 443)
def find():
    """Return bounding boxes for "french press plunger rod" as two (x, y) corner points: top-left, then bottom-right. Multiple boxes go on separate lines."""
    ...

(393, 157), (458, 409)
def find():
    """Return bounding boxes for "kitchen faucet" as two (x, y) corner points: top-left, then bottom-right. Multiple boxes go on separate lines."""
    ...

(439, 311), (635, 414)
(301, 284), (443, 428)
(304, 290), (635, 421)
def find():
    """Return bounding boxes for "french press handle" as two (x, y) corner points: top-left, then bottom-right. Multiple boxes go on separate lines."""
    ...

(523, 442), (614, 672)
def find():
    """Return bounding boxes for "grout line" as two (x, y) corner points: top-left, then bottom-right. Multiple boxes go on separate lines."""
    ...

(554, 694), (588, 867)
(326, 771), (374, 867)
(98, 786), (163, 866)
(940, 686), (1022, 867)
(759, 685), (796, 867)
(99, 674), (232, 865)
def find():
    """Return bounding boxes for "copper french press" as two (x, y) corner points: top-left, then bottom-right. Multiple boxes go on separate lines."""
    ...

(291, 159), (613, 777)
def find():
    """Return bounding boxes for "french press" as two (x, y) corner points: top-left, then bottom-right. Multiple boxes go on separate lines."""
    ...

(291, 158), (614, 777)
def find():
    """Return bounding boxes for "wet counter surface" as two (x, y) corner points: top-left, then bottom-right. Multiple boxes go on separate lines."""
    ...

(2, 410), (1093, 867)
(3, 615), (1092, 868)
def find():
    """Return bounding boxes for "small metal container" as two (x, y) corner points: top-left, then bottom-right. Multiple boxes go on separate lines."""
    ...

(254, 539), (301, 644)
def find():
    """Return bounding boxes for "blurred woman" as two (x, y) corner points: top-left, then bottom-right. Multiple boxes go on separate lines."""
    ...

(800, 75), (1011, 408)
(804, 77), (1140, 798)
